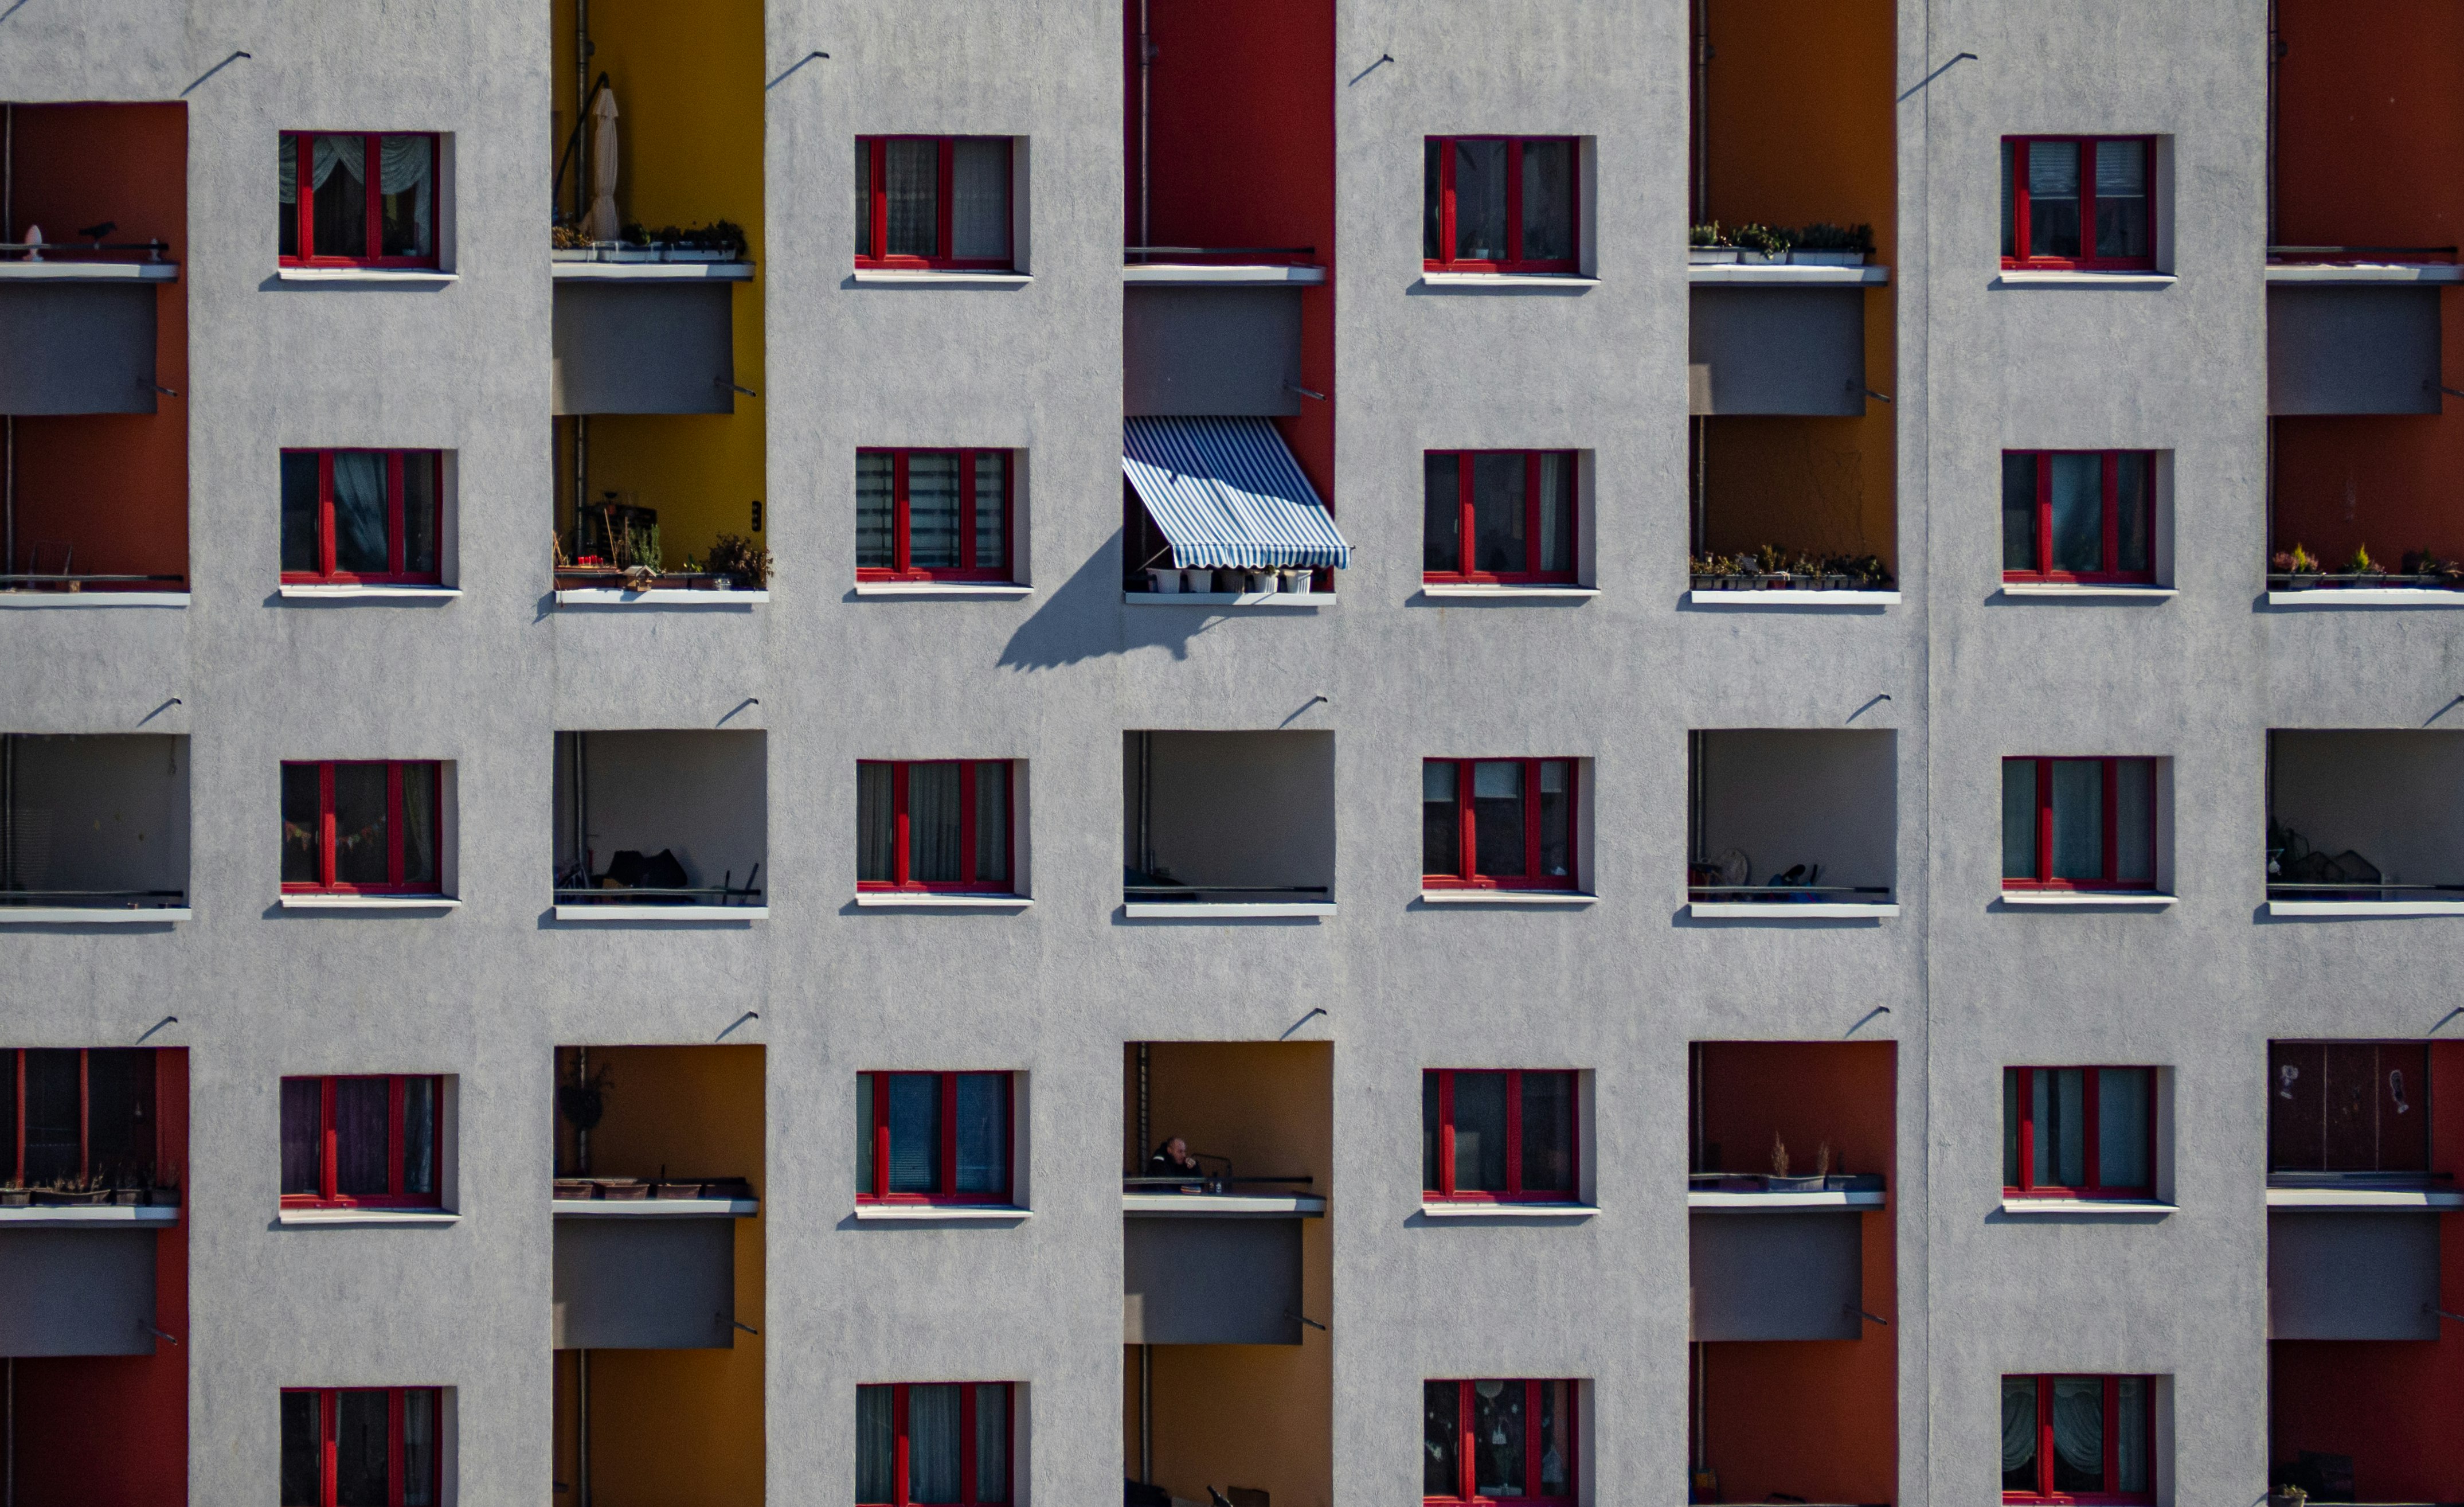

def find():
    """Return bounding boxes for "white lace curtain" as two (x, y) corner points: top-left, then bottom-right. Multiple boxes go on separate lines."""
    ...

(279, 134), (432, 248)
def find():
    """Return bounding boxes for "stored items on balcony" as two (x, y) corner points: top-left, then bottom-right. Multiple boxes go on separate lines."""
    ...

(2267, 541), (2464, 590)
(1689, 220), (1874, 264)
(1689, 547), (1894, 592)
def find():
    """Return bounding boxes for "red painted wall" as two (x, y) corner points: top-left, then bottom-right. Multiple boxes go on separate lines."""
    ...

(2269, 1043), (2463, 1502)
(11, 1049), (187, 1506)
(7, 104), (188, 583)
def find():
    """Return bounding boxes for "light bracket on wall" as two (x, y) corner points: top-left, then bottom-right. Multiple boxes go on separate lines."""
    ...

(1844, 1306), (1890, 1327)
(1284, 381), (1327, 401)
(2427, 381), (2464, 401)
(716, 380), (760, 399)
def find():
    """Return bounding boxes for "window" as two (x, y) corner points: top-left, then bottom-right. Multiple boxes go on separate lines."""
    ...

(2003, 1068), (2155, 1199)
(281, 451), (443, 585)
(279, 133), (437, 267)
(1423, 1379), (1575, 1504)
(1423, 137), (1579, 273)
(857, 761), (1014, 893)
(280, 762), (443, 895)
(1422, 759), (1576, 890)
(1423, 452), (1578, 584)
(2001, 758), (2156, 891)
(2267, 1042), (2430, 1175)
(856, 1383), (1012, 1506)
(2001, 452), (2153, 584)
(2001, 137), (2153, 271)
(856, 450), (1014, 582)
(2, 1048), (158, 1186)
(2001, 1375), (2153, 1504)
(281, 1387), (440, 1507)
(855, 137), (1013, 270)
(1422, 1071), (1577, 1203)
(279, 1076), (441, 1209)
(856, 1072), (1012, 1205)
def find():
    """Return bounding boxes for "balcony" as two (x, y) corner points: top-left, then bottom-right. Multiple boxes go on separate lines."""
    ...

(1123, 1041), (1329, 1507)
(0, 734), (189, 923)
(1123, 732), (1333, 917)
(2266, 731), (2464, 915)
(1, 102), (188, 601)
(1685, 0), (1896, 606)
(1685, 730), (1897, 918)
(552, 730), (766, 919)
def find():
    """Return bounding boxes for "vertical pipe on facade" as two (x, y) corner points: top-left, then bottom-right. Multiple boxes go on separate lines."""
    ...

(1137, 0), (1151, 252)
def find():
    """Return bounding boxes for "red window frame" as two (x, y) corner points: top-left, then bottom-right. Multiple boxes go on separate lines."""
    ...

(856, 1071), (1014, 1206)
(855, 449), (1015, 583)
(280, 760), (444, 896)
(2004, 1067), (2157, 1200)
(1422, 758), (1578, 891)
(280, 450), (444, 585)
(2003, 136), (2156, 272)
(1424, 137), (1581, 274)
(858, 1381), (1014, 1507)
(2001, 1375), (2156, 1505)
(1423, 1379), (1578, 1505)
(2003, 758), (2157, 892)
(855, 136), (1014, 270)
(279, 1075), (444, 1211)
(279, 132), (441, 269)
(3, 1048), (160, 1186)
(856, 760), (1014, 894)
(1422, 451), (1580, 584)
(1422, 1069), (1579, 1204)
(280, 1387), (442, 1507)
(2001, 452), (2155, 584)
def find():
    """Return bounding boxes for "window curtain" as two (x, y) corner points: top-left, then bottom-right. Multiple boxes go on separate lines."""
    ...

(278, 134), (368, 205)
(280, 1079), (325, 1195)
(400, 1391), (437, 1507)
(400, 1077), (437, 1195)
(2048, 760), (2103, 881)
(906, 1384), (964, 1504)
(972, 452), (1007, 568)
(1470, 1378), (1526, 1496)
(972, 1384), (1009, 1502)
(1536, 452), (1573, 572)
(1470, 453), (1526, 572)
(907, 763), (963, 883)
(400, 765), (436, 885)
(1471, 760), (1525, 876)
(2052, 1377), (2105, 1485)
(377, 134), (433, 256)
(2047, 453), (2102, 573)
(950, 139), (1008, 260)
(2001, 1377), (2039, 1478)
(906, 454), (961, 571)
(855, 1386), (895, 1504)
(332, 452), (390, 575)
(1423, 1383), (1461, 1498)
(1520, 139), (1573, 261)
(954, 1075), (1006, 1194)
(1452, 1073), (1509, 1192)
(2113, 1379), (2150, 1492)
(1536, 1380), (1569, 1490)
(2097, 1069), (2152, 1188)
(335, 1390), (390, 1507)
(2035, 1069), (2087, 1187)
(331, 764), (391, 886)
(884, 140), (938, 258)
(887, 1075), (940, 1193)
(972, 764), (1008, 887)
(857, 764), (896, 881)
(335, 1079), (391, 1196)
(856, 455), (897, 571)
(1422, 762), (1460, 875)
(280, 1394), (323, 1507)
(2001, 762), (2038, 879)
(1452, 140), (1508, 261)
(2115, 761), (2155, 882)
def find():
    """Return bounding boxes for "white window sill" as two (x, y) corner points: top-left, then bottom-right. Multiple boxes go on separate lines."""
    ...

(1416, 272), (1600, 290)
(2264, 261), (2464, 284)
(854, 583), (1032, 599)
(1687, 1190), (1887, 1211)
(277, 1208), (460, 1227)
(1123, 901), (1334, 919)
(2265, 1187), (2464, 1211)
(854, 893), (1032, 909)
(1688, 588), (1900, 606)
(1123, 263), (1325, 286)
(1418, 1201), (1598, 1220)
(552, 904), (767, 922)
(553, 1197), (760, 1217)
(1992, 270), (2177, 289)
(1688, 901), (1899, 919)
(1686, 263), (1890, 287)
(1123, 1194), (1325, 1217)
(2267, 899), (2464, 917)
(1998, 1198), (2177, 1217)
(1419, 584), (1599, 600)
(0, 591), (188, 608)
(1123, 591), (1332, 608)
(0, 1204), (181, 1226)
(279, 584), (461, 601)
(853, 1204), (1031, 1222)
(551, 260), (754, 282)
(0, 260), (179, 283)
(0, 907), (190, 924)
(1417, 889), (1596, 906)
(1997, 892), (2178, 908)
(2267, 588), (2464, 607)
(279, 895), (460, 912)
(851, 269), (1031, 287)
(276, 267), (457, 284)
(1997, 584), (2177, 600)
(553, 588), (766, 606)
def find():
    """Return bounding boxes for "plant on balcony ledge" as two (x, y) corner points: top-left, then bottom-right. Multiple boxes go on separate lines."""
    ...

(2268, 541), (2464, 589)
(552, 217), (746, 263)
(1689, 219), (1874, 266)
(554, 513), (756, 593)
(1689, 545), (1894, 591)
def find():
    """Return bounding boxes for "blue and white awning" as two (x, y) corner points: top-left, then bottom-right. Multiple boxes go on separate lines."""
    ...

(1122, 416), (1351, 570)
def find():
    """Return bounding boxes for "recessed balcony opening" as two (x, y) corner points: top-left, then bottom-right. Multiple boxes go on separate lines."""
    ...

(2266, 731), (2464, 913)
(552, 730), (766, 918)
(549, 0), (765, 599)
(1685, 730), (1896, 915)
(1685, 1041), (1895, 1507)
(1123, 731), (1333, 916)
(552, 1044), (762, 1507)
(2, 102), (188, 596)
(0, 734), (188, 921)
(1121, 1041), (1329, 1507)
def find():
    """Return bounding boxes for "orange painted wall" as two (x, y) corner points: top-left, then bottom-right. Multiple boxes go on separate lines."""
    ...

(1696, 0), (1895, 565)
(1125, 0), (1336, 503)
(1692, 1041), (1893, 1180)
(11, 1049), (188, 1507)
(2268, 1042), (2464, 1502)
(2273, 1), (2464, 562)
(6, 104), (188, 583)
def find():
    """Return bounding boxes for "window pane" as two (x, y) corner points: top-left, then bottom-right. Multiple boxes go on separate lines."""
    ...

(1520, 139), (1574, 262)
(2048, 452), (2102, 573)
(2002, 760), (2039, 881)
(401, 453), (439, 577)
(401, 1076), (436, 1196)
(1423, 454), (1462, 573)
(1537, 452), (1574, 574)
(1470, 454), (1527, 574)
(1422, 762), (1461, 877)
(1536, 1380), (1570, 1494)
(311, 134), (369, 259)
(332, 764), (391, 886)
(2051, 1376), (2106, 1493)
(887, 1073), (941, 1194)
(2114, 454), (2151, 573)
(1537, 759), (1572, 881)
(855, 140), (871, 258)
(335, 1389), (390, 1507)
(973, 762), (1009, 887)
(334, 1078), (391, 1197)
(1424, 1381), (1460, 1498)
(280, 1393), (322, 1507)
(856, 454), (897, 571)
(2114, 1378), (2150, 1493)
(377, 135), (432, 258)
(280, 134), (301, 260)
(908, 1384), (964, 1504)
(885, 139), (939, 258)
(955, 1073), (1007, 1194)
(22, 1050), (80, 1184)
(282, 1079), (324, 1196)
(908, 452), (962, 571)
(2049, 760), (2104, 881)
(973, 452), (1008, 574)
(400, 764), (436, 887)
(2115, 760), (2154, 883)
(908, 763), (963, 884)
(856, 1073), (875, 1195)
(331, 452), (391, 575)
(2003, 1068), (2023, 1186)
(2098, 1068), (2152, 1190)
(1471, 1379), (1527, 1497)
(401, 1389), (437, 1507)
(2095, 139), (2149, 260)
(2001, 452), (2039, 572)
(2035, 1068), (2087, 1188)
(1451, 1072), (1509, 1192)
(1520, 1072), (1574, 1194)
(974, 1384), (1010, 1502)
(856, 1385), (896, 1504)
(858, 764), (896, 882)
(949, 139), (1008, 260)
(2001, 1376), (2039, 1493)
(281, 452), (322, 574)
(2026, 139), (2081, 258)
(282, 764), (323, 884)
(1422, 1073), (1443, 1192)
(1453, 139), (1509, 261)
(1471, 760), (1525, 876)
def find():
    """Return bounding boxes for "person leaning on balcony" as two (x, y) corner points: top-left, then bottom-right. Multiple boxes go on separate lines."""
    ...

(1147, 1137), (1203, 1188)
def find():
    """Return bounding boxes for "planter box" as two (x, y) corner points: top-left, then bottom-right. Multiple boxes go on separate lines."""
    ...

(30, 1189), (109, 1206)
(553, 570), (732, 592)
(554, 1178), (596, 1200)
(0, 1190), (28, 1208)
(551, 248), (596, 262)
(1685, 247), (1868, 267)
(1688, 247), (1743, 264)
(1787, 249), (1869, 266)
(663, 248), (738, 263)
(655, 1181), (705, 1200)
(596, 1179), (651, 1201)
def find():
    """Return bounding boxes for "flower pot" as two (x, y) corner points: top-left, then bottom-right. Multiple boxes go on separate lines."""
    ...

(32, 1189), (109, 1206)
(553, 1178), (595, 1200)
(1245, 570), (1278, 594)
(1211, 569), (1243, 594)
(655, 1180), (705, 1200)
(596, 1178), (651, 1201)
(1687, 247), (1743, 264)
(1787, 249), (1868, 266)
(2288, 573), (2319, 589)
(1281, 569), (1313, 595)
(108, 1188), (144, 1207)
(605, 245), (659, 263)
(0, 1189), (29, 1208)
(551, 248), (595, 262)
(1763, 1174), (1824, 1192)
(666, 247), (736, 262)
(1183, 569), (1213, 594)
(1146, 568), (1181, 594)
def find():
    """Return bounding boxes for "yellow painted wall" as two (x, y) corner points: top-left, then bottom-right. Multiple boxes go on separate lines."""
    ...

(1121, 1044), (1333, 1507)
(552, 0), (765, 568)
(1698, 0), (1896, 565)
(552, 1045), (765, 1507)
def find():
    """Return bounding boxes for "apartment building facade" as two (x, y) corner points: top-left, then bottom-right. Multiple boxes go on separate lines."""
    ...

(3, 0), (2461, 1504)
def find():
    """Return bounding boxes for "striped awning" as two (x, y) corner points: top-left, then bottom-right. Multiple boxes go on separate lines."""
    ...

(1121, 416), (1351, 570)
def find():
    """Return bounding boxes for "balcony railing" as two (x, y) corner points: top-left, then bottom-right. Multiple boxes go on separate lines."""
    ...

(2266, 881), (2464, 903)
(0, 888), (187, 911)
(1124, 883), (1329, 905)
(552, 880), (763, 908)
(1687, 883), (1894, 905)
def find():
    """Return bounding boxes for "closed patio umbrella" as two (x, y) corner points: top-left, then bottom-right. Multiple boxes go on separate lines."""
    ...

(585, 88), (621, 241)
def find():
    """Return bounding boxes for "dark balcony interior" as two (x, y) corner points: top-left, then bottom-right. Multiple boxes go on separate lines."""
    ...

(1122, 1040), (1330, 1507)
(2, 102), (186, 591)
(2267, 731), (2464, 903)
(1686, 730), (1896, 905)
(0, 734), (187, 912)
(1123, 732), (1333, 907)
(553, 730), (766, 908)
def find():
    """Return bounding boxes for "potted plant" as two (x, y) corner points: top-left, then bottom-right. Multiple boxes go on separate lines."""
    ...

(2345, 542), (2383, 581)
(705, 533), (773, 592)
(33, 1176), (110, 1207)
(2280, 544), (2320, 588)
(1764, 1132), (1823, 1192)
(106, 1165), (146, 1207)
(0, 1180), (28, 1208)
(1145, 567), (1181, 594)
(596, 1177), (650, 1201)
(554, 1177), (595, 1200)
(1790, 222), (1875, 266)
(552, 221), (595, 261)
(1280, 568), (1313, 595)
(1242, 567), (1280, 594)
(1688, 222), (1741, 264)
(655, 1178), (705, 1200)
